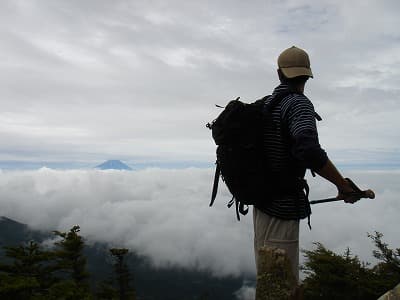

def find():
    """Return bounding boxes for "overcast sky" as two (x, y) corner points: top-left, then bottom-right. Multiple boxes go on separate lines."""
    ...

(0, 0), (399, 167)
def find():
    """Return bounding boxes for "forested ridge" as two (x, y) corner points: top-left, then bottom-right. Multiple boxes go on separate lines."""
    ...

(0, 217), (244, 300)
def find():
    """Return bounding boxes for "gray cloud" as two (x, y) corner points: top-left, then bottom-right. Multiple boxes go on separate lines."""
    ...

(0, 168), (254, 277)
(234, 283), (256, 300)
(0, 167), (398, 278)
(0, 0), (399, 164)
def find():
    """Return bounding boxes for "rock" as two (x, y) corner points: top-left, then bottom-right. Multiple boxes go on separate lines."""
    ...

(378, 283), (400, 300)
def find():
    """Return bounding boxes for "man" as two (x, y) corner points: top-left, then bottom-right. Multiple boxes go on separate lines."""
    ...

(254, 46), (359, 285)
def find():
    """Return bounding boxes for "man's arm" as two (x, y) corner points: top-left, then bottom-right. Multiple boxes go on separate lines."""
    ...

(285, 96), (358, 202)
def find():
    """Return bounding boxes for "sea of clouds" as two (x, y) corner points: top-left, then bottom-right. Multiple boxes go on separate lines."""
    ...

(0, 167), (398, 299)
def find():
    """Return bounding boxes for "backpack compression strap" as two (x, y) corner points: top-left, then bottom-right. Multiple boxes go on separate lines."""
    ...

(263, 90), (294, 112)
(227, 197), (249, 221)
(209, 162), (221, 207)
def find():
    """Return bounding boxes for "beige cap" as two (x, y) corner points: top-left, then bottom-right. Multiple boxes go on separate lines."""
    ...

(278, 46), (313, 78)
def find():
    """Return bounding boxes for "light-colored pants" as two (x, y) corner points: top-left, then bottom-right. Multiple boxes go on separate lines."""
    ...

(253, 207), (300, 283)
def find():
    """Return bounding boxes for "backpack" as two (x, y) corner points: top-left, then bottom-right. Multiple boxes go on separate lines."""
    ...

(207, 91), (293, 220)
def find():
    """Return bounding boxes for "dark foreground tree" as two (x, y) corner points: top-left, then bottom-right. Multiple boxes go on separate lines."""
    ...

(110, 248), (136, 300)
(302, 243), (380, 300)
(50, 225), (91, 299)
(0, 224), (140, 299)
(302, 232), (400, 300)
(95, 278), (118, 300)
(368, 231), (400, 292)
(0, 241), (56, 299)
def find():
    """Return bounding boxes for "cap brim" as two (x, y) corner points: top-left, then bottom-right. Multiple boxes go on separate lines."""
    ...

(281, 67), (313, 79)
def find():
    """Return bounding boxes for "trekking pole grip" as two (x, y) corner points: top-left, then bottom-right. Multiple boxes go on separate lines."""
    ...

(364, 189), (375, 199)
(345, 178), (375, 199)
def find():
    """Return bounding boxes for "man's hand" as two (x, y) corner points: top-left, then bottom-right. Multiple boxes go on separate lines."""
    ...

(336, 178), (362, 204)
(316, 160), (359, 203)
(315, 160), (375, 204)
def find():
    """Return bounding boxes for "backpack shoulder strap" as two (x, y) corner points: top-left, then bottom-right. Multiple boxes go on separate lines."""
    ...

(264, 90), (293, 112)
(268, 91), (323, 121)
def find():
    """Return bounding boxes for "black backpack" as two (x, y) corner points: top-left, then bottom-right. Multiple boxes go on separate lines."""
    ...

(207, 91), (293, 220)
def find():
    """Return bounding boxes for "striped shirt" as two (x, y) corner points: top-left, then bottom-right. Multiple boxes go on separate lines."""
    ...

(255, 84), (328, 220)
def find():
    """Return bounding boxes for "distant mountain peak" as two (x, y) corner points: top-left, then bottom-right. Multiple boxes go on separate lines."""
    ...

(95, 160), (132, 170)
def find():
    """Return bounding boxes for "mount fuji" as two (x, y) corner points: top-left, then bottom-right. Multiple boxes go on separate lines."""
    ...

(95, 160), (132, 170)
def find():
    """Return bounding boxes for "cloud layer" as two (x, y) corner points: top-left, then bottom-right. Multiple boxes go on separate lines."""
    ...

(1, 167), (398, 278)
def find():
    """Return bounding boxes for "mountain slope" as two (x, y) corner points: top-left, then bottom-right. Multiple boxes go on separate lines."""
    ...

(0, 216), (252, 299)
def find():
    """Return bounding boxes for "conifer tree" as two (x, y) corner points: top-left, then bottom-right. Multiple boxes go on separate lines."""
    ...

(95, 278), (118, 300)
(301, 242), (380, 300)
(301, 233), (400, 299)
(50, 225), (91, 299)
(110, 248), (136, 300)
(368, 231), (400, 291)
(0, 241), (56, 299)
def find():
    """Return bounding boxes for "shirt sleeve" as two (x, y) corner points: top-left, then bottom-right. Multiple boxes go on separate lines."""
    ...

(284, 96), (328, 171)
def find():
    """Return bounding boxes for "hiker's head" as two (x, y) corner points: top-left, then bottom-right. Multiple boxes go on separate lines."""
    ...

(277, 46), (313, 92)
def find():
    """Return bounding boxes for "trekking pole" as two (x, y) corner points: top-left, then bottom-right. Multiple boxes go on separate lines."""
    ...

(310, 190), (375, 204)
(310, 178), (375, 205)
